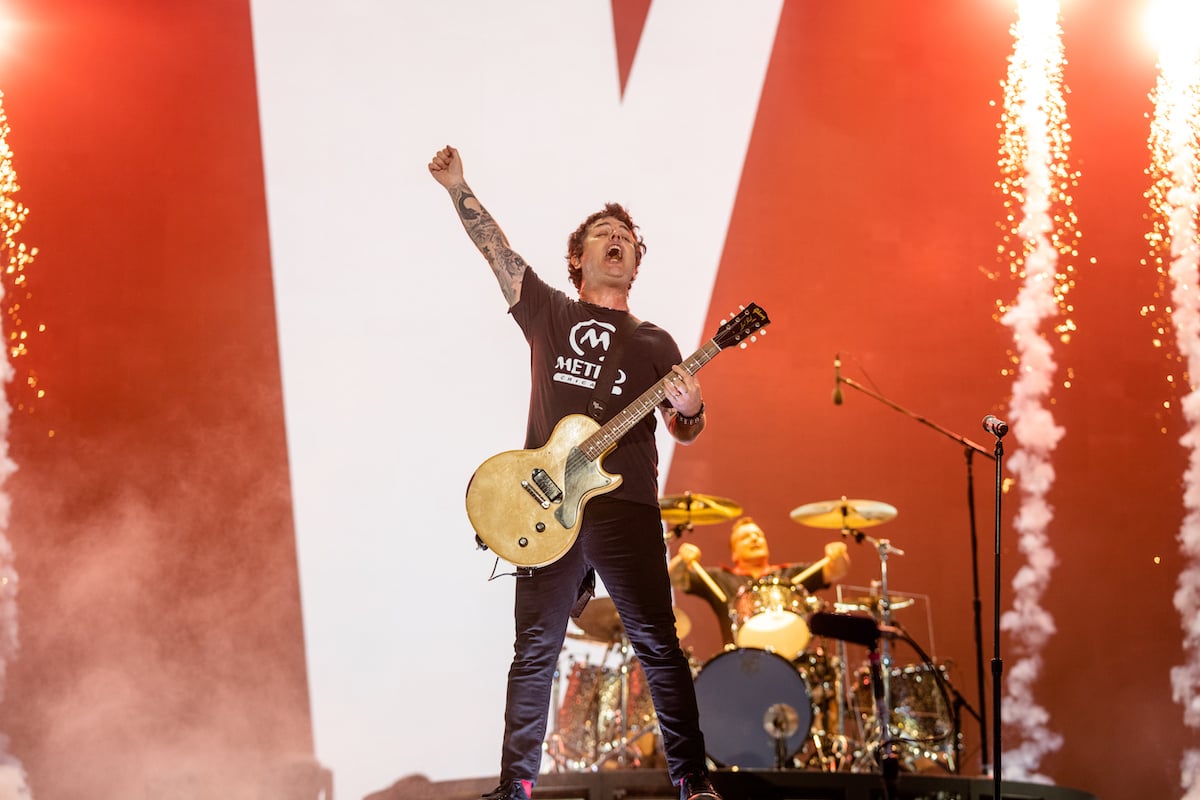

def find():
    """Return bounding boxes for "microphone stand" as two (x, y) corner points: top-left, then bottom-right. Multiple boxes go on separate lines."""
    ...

(988, 428), (1006, 800)
(835, 372), (993, 776)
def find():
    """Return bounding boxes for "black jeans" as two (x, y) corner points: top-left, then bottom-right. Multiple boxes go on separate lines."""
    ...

(499, 498), (707, 784)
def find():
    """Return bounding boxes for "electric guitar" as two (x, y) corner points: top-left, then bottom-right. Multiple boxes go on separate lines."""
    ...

(465, 303), (770, 568)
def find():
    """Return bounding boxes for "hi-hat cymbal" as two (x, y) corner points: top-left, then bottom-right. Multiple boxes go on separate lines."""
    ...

(834, 596), (915, 614)
(572, 596), (692, 642)
(789, 498), (898, 530)
(659, 492), (743, 526)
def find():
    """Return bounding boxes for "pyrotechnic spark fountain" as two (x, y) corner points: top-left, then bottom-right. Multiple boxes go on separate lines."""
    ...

(0, 90), (33, 800)
(1144, 2), (1200, 795)
(992, 0), (1076, 781)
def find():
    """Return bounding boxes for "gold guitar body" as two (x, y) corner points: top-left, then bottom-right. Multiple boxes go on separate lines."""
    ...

(465, 414), (622, 568)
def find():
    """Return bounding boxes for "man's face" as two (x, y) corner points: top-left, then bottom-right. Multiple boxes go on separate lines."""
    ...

(730, 522), (769, 566)
(574, 216), (638, 290)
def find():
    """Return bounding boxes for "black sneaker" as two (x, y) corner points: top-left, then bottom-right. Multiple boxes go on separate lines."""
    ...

(679, 771), (722, 800)
(481, 780), (531, 800)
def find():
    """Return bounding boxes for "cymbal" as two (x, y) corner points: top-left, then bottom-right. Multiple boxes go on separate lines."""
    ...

(834, 596), (915, 614)
(574, 597), (623, 642)
(572, 597), (692, 641)
(660, 492), (743, 526)
(789, 498), (897, 530)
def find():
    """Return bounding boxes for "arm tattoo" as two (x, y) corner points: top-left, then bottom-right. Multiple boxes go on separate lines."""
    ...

(448, 184), (528, 304)
(455, 188), (481, 221)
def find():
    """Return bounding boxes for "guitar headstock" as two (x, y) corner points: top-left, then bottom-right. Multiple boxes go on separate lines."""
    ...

(713, 303), (770, 350)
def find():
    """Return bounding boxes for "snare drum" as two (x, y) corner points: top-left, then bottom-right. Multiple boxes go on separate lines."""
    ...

(730, 578), (819, 660)
(693, 648), (813, 768)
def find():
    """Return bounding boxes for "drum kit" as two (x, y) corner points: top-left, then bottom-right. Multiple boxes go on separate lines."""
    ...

(545, 595), (687, 771)
(543, 493), (961, 777)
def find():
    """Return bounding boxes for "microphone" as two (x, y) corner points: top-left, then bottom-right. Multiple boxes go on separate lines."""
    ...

(809, 611), (880, 647)
(982, 415), (1009, 437)
(833, 353), (843, 405)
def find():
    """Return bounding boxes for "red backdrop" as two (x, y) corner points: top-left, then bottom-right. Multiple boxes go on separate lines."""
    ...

(1, 1), (312, 797)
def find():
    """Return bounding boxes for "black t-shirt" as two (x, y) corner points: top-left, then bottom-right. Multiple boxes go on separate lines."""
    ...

(509, 268), (683, 508)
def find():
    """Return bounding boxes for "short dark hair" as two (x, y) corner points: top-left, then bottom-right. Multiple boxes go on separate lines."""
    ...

(565, 202), (647, 290)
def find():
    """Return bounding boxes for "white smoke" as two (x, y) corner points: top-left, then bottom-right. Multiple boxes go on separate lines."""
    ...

(995, 0), (1068, 781)
(1149, 28), (1200, 799)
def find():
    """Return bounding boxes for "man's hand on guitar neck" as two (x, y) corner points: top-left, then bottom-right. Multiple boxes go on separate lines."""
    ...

(663, 364), (705, 443)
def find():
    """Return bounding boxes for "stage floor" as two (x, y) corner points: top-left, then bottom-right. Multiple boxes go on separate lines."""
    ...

(368, 769), (1100, 800)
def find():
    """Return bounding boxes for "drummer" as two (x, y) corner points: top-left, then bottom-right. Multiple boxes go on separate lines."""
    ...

(668, 516), (851, 650)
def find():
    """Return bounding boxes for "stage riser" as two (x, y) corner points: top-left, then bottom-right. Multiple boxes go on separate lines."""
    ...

(371, 770), (1098, 800)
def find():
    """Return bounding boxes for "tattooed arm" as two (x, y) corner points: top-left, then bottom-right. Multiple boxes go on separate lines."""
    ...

(428, 145), (528, 307)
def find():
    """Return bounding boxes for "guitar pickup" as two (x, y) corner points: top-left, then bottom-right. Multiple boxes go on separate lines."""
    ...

(521, 480), (551, 509)
(531, 469), (563, 504)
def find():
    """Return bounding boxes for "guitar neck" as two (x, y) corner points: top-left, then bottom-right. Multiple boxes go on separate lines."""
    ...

(578, 339), (722, 461)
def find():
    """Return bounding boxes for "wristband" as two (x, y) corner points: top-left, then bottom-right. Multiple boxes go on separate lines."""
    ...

(675, 403), (705, 425)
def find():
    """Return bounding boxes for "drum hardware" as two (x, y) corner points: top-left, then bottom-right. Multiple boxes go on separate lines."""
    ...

(795, 646), (864, 773)
(809, 611), (964, 775)
(553, 596), (695, 771)
(763, 702), (802, 769)
(571, 595), (691, 643)
(851, 660), (959, 774)
(795, 508), (905, 777)
(547, 635), (660, 772)
(591, 636), (657, 770)
(862, 535), (903, 777)
(829, 359), (998, 776)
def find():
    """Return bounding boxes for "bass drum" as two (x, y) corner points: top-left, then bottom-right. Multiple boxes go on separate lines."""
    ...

(693, 648), (813, 768)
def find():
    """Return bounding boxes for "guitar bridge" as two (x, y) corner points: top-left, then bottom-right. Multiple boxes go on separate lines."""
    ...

(521, 480), (551, 509)
(531, 468), (563, 504)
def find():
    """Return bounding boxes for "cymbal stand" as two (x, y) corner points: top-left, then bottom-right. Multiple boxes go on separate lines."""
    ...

(842, 526), (905, 778)
(818, 638), (862, 773)
(668, 521), (694, 540)
(663, 491), (698, 541)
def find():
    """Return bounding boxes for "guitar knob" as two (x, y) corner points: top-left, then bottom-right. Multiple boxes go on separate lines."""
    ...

(519, 537), (529, 548)
(535, 522), (546, 532)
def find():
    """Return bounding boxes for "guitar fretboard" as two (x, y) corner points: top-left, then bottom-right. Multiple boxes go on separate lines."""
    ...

(579, 340), (722, 461)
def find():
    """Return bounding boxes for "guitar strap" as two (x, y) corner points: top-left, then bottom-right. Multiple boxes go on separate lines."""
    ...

(587, 313), (644, 422)
(569, 568), (596, 619)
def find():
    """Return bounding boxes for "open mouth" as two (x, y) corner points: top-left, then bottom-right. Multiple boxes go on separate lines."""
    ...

(606, 245), (623, 260)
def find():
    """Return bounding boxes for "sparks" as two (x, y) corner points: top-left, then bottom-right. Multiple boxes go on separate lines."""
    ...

(0, 87), (33, 798)
(1144, 1), (1200, 795)
(993, 0), (1073, 781)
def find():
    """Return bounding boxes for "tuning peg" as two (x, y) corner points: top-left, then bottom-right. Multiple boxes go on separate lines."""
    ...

(739, 330), (766, 349)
